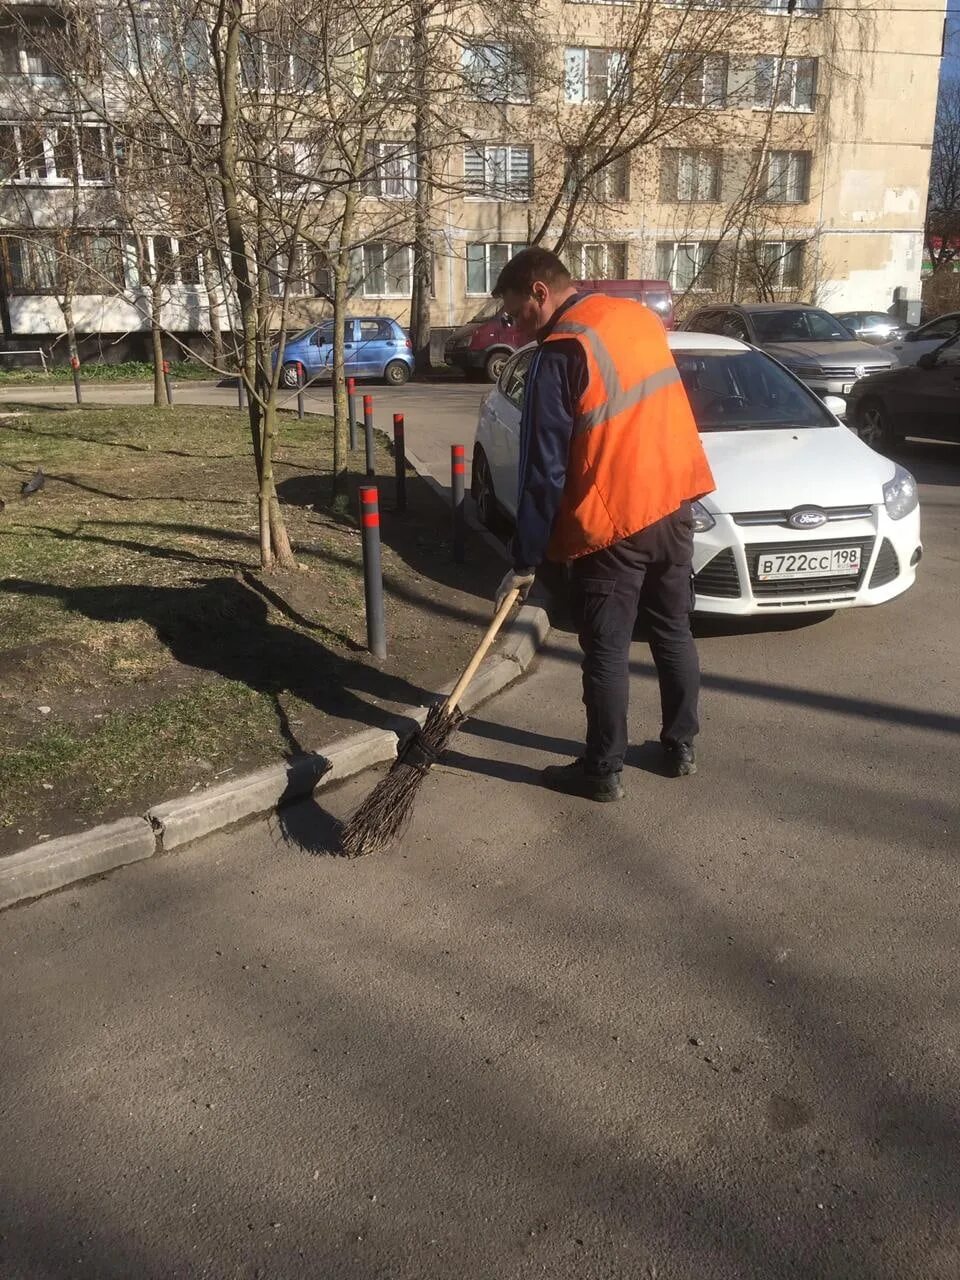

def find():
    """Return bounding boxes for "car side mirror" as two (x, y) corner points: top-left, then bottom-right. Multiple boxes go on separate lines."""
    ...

(916, 351), (938, 370)
(500, 311), (514, 328)
(903, 330), (917, 342)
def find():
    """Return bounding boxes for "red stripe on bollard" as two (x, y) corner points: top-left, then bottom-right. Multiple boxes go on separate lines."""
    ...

(358, 486), (386, 658)
(393, 413), (407, 513)
(451, 444), (466, 563)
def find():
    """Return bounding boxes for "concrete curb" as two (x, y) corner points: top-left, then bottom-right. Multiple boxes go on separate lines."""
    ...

(0, 819), (157, 912)
(1, 603), (552, 911)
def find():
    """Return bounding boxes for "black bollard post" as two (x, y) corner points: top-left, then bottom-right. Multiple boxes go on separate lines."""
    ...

(296, 361), (305, 419)
(162, 359), (174, 405)
(363, 393), (375, 478)
(451, 444), (466, 564)
(359, 485), (387, 660)
(237, 375), (245, 412)
(347, 377), (357, 451)
(393, 413), (407, 514)
(70, 355), (82, 404)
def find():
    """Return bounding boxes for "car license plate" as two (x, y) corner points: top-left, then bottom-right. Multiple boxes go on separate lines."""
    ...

(842, 382), (854, 394)
(757, 547), (861, 581)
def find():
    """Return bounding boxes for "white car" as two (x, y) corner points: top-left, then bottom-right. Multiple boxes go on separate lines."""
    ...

(472, 332), (922, 617)
(881, 311), (960, 366)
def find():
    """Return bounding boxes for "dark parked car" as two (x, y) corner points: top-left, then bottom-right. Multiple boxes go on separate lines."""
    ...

(834, 310), (909, 344)
(682, 303), (897, 409)
(847, 333), (960, 451)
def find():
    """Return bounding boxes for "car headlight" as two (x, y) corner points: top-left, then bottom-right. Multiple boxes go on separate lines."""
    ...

(785, 362), (822, 377)
(882, 465), (918, 520)
(691, 500), (715, 533)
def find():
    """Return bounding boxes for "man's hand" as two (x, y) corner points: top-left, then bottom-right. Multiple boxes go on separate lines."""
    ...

(495, 567), (536, 614)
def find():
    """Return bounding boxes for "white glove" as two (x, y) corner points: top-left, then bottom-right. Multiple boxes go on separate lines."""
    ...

(495, 567), (536, 614)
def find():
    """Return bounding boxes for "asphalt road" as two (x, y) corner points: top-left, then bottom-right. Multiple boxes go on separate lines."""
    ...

(1, 439), (959, 1279)
(0, 379), (489, 488)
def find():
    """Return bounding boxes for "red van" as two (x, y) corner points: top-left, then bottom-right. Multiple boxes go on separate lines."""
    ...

(443, 279), (675, 382)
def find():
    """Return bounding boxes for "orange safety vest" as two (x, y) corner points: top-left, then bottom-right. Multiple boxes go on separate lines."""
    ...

(544, 294), (715, 562)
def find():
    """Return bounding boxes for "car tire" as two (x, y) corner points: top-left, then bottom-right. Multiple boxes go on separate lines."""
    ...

(484, 350), (510, 383)
(856, 398), (900, 453)
(280, 363), (302, 390)
(384, 359), (411, 386)
(472, 447), (507, 533)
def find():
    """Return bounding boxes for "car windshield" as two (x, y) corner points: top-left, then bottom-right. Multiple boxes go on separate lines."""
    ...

(674, 349), (835, 432)
(471, 298), (504, 323)
(750, 309), (852, 343)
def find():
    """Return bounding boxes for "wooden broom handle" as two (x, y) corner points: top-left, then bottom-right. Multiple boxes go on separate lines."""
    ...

(443, 588), (521, 712)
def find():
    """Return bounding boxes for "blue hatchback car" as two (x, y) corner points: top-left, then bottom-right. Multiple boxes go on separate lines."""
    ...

(278, 317), (414, 388)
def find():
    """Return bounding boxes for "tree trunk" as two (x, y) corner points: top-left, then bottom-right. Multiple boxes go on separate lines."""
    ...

(204, 248), (225, 370)
(258, 397), (296, 571)
(214, 0), (292, 569)
(150, 308), (166, 407)
(331, 256), (350, 493)
(410, 0), (433, 375)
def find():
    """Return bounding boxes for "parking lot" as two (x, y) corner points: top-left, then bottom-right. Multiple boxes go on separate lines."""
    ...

(1, 405), (958, 1277)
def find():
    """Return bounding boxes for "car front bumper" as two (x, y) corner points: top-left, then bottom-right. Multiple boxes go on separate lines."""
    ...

(692, 507), (921, 616)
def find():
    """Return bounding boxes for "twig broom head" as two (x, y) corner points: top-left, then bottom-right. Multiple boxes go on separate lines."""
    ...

(340, 702), (464, 858)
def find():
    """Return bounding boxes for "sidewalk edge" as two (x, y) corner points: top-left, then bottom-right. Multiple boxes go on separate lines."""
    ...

(1, 602), (551, 910)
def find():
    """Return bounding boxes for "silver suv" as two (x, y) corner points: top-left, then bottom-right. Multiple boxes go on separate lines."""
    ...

(683, 304), (896, 408)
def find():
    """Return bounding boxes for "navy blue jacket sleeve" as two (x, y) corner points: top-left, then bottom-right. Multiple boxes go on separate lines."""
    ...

(512, 339), (586, 570)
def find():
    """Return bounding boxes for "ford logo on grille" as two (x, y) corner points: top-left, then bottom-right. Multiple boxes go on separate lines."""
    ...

(787, 506), (828, 530)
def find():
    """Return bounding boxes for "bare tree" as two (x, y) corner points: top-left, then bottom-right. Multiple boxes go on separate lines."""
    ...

(926, 78), (960, 275)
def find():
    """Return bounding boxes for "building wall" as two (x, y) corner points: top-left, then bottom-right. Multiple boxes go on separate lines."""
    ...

(0, 0), (947, 350)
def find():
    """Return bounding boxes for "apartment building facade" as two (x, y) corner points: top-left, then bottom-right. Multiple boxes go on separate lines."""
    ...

(0, 0), (947, 359)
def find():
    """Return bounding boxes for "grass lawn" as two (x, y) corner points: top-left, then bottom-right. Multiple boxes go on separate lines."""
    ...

(0, 402), (500, 853)
(0, 360), (216, 385)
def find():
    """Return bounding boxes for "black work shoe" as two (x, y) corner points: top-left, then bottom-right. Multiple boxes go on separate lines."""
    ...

(541, 760), (625, 802)
(663, 742), (697, 777)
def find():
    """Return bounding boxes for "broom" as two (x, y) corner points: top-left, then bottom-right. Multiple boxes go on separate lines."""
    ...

(340, 588), (521, 857)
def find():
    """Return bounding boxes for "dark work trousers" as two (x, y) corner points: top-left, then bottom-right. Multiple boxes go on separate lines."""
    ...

(569, 504), (700, 775)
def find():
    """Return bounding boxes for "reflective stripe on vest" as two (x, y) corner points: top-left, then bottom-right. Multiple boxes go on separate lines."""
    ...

(550, 318), (681, 434)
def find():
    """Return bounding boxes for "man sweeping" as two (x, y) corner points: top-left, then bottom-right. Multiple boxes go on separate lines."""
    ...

(492, 247), (715, 801)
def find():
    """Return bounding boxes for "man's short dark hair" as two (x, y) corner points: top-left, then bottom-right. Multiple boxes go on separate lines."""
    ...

(492, 247), (572, 298)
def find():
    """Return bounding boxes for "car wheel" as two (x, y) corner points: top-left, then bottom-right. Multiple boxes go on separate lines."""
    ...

(484, 350), (510, 383)
(384, 359), (411, 386)
(280, 363), (301, 390)
(856, 398), (899, 452)
(472, 447), (505, 533)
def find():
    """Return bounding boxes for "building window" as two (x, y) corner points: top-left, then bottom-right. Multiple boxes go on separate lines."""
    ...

(373, 36), (411, 90)
(565, 148), (630, 201)
(462, 43), (530, 103)
(1, 235), (58, 292)
(564, 48), (630, 104)
(0, 122), (113, 186)
(667, 53), (728, 108)
(78, 126), (111, 183)
(363, 141), (417, 198)
(655, 241), (720, 291)
(463, 144), (533, 200)
(761, 240), (804, 288)
(0, 18), (58, 76)
(361, 242), (412, 296)
(755, 57), (817, 111)
(466, 241), (527, 295)
(765, 0), (821, 14)
(72, 233), (125, 292)
(763, 150), (810, 203)
(567, 242), (628, 279)
(660, 148), (721, 202)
